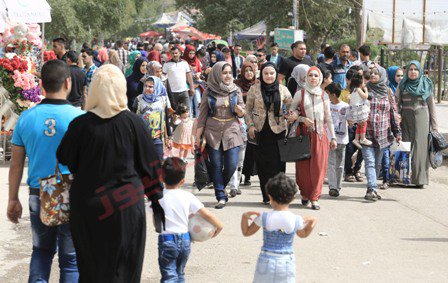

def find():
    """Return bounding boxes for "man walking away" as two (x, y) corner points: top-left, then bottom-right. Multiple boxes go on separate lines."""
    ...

(66, 51), (87, 108)
(116, 40), (129, 68)
(7, 60), (84, 283)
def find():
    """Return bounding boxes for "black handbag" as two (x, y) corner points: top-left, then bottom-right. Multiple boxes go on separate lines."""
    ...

(430, 130), (448, 152)
(277, 122), (311, 162)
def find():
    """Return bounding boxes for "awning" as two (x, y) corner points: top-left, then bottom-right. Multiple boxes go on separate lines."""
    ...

(3, 0), (51, 24)
(139, 30), (162, 38)
(170, 25), (221, 41)
(234, 21), (266, 41)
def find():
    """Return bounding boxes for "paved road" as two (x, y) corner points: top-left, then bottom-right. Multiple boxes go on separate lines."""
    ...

(0, 158), (448, 282)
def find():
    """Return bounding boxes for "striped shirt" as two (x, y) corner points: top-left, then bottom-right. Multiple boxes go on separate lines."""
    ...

(117, 48), (128, 68)
(82, 64), (98, 96)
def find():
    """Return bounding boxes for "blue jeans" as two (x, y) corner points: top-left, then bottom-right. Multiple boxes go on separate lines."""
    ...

(253, 253), (296, 283)
(28, 195), (78, 283)
(345, 126), (363, 175)
(154, 143), (163, 161)
(189, 88), (201, 118)
(206, 144), (240, 201)
(361, 146), (386, 191)
(381, 147), (391, 183)
(158, 233), (191, 283)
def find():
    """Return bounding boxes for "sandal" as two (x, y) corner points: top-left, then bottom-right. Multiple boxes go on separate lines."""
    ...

(379, 183), (389, 190)
(354, 172), (364, 182)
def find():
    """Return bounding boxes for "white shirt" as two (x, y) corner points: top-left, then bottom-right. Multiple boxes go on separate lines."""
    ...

(156, 188), (204, 234)
(254, 210), (304, 234)
(162, 60), (190, 93)
(328, 101), (349, 145)
(350, 90), (366, 106)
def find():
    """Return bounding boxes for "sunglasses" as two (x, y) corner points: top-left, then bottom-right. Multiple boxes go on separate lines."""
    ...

(396, 74), (404, 77)
(257, 54), (264, 57)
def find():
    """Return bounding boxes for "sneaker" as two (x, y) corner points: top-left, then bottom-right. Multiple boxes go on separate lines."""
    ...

(360, 138), (372, 146)
(364, 189), (377, 201)
(243, 180), (251, 186)
(329, 189), (340, 197)
(229, 189), (237, 198)
(352, 139), (362, 149)
(215, 200), (226, 209)
(301, 199), (310, 206)
(236, 189), (242, 195)
(344, 174), (356, 182)
(373, 190), (382, 200)
(354, 172), (364, 182)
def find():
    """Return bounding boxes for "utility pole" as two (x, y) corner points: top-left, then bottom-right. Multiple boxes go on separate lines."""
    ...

(293, 0), (299, 29)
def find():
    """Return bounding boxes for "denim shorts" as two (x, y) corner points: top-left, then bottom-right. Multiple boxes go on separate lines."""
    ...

(253, 252), (296, 283)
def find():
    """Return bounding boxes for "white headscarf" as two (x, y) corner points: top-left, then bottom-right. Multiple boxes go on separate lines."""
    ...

(85, 64), (128, 119)
(290, 64), (310, 90)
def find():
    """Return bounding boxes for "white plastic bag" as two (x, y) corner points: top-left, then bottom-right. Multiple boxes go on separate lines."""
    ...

(390, 141), (411, 153)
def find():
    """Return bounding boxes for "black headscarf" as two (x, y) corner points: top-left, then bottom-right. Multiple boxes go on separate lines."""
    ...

(260, 62), (281, 117)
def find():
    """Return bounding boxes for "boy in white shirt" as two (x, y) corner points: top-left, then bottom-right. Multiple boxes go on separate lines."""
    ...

(325, 83), (349, 197)
(154, 157), (223, 282)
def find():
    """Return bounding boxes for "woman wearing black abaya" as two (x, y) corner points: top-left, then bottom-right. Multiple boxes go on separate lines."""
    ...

(57, 65), (164, 283)
(245, 62), (293, 203)
(126, 57), (148, 110)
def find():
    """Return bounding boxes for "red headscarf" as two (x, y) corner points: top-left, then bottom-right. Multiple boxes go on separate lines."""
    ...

(147, 49), (162, 63)
(182, 45), (201, 73)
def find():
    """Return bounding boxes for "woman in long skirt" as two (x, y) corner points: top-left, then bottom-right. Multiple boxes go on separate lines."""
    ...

(396, 60), (438, 187)
(289, 67), (337, 209)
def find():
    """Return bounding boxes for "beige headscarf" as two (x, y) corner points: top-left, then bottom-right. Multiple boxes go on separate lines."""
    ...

(206, 61), (239, 96)
(85, 64), (128, 119)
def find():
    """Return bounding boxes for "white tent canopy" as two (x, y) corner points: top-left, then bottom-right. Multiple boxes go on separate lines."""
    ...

(152, 11), (195, 28)
(4, 0), (51, 24)
(363, 0), (448, 46)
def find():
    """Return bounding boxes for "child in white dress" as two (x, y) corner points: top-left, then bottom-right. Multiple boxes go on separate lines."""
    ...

(347, 73), (372, 149)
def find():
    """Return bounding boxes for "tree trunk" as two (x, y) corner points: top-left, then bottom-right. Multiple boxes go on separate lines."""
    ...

(354, 4), (362, 48)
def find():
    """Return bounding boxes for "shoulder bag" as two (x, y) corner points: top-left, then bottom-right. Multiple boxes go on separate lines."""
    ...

(277, 122), (311, 162)
(39, 162), (73, 226)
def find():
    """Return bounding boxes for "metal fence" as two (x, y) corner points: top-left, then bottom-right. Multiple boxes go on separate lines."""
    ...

(380, 46), (447, 102)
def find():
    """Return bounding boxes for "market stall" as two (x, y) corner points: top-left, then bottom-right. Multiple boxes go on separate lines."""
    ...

(0, 0), (51, 162)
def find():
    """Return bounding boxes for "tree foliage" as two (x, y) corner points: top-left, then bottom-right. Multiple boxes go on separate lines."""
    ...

(45, 0), (173, 45)
(176, 0), (362, 51)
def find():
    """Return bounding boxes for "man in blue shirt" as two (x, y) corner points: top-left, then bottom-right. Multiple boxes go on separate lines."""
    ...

(7, 60), (84, 282)
(330, 44), (352, 89)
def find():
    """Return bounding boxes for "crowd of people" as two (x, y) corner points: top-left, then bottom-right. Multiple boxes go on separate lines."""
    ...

(6, 35), (440, 283)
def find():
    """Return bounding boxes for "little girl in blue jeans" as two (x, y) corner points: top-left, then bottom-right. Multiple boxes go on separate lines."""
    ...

(241, 173), (317, 283)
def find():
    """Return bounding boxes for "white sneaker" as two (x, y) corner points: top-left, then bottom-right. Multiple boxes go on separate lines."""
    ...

(352, 139), (362, 149)
(360, 139), (373, 146)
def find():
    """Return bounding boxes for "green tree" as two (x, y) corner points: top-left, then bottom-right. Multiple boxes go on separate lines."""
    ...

(46, 0), (171, 45)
